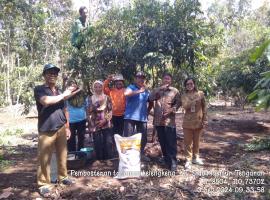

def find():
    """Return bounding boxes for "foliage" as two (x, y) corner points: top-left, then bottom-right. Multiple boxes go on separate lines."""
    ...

(67, 0), (215, 91)
(249, 40), (270, 63)
(0, 0), (270, 112)
(248, 70), (270, 111)
(217, 48), (270, 107)
(0, 158), (12, 172)
(0, 0), (74, 109)
(244, 137), (270, 152)
(0, 149), (13, 171)
(0, 128), (24, 137)
(207, 0), (270, 107)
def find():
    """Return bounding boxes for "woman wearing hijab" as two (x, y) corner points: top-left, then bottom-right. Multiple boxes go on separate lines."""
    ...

(87, 80), (113, 160)
(181, 77), (207, 169)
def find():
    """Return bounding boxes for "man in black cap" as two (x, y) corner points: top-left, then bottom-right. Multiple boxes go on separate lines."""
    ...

(34, 63), (80, 197)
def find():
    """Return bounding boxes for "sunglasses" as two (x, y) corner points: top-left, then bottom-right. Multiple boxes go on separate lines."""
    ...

(45, 71), (59, 76)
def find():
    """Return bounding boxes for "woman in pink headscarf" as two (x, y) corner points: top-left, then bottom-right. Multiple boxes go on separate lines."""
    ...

(87, 80), (113, 160)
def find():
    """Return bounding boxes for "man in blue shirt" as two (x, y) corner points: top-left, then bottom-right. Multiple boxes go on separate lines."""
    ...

(123, 71), (153, 161)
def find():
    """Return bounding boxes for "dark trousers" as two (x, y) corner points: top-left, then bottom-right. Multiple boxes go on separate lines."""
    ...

(112, 115), (124, 136)
(156, 126), (177, 167)
(123, 119), (147, 154)
(93, 128), (113, 160)
(68, 120), (86, 152)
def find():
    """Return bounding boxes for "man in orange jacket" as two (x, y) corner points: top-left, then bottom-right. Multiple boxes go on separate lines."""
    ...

(103, 74), (126, 136)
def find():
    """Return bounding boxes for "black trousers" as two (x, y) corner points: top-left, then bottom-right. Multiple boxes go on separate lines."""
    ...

(93, 128), (113, 160)
(68, 120), (86, 152)
(112, 115), (124, 136)
(156, 126), (177, 167)
(123, 119), (147, 154)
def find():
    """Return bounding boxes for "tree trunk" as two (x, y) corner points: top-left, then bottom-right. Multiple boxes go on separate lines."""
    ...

(16, 55), (22, 105)
(6, 29), (12, 106)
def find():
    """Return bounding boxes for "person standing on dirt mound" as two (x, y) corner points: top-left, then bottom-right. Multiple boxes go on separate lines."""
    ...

(34, 64), (79, 197)
(181, 77), (207, 170)
(87, 80), (113, 160)
(123, 71), (153, 162)
(66, 80), (88, 152)
(149, 72), (181, 171)
(103, 74), (126, 136)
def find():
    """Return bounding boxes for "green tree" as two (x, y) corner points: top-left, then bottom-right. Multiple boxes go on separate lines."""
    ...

(0, 0), (74, 111)
(67, 0), (215, 93)
(207, 0), (270, 106)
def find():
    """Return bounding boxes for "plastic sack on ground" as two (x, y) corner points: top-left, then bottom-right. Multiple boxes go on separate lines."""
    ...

(114, 133), (141, 179)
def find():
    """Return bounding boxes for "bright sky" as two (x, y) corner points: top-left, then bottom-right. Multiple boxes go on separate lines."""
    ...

(72, 0), (267, 12)
(200, 0), (266, 11)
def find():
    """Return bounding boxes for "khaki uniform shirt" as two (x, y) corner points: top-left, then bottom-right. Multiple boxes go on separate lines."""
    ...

(149, 86), (181, 128)
(181, 91), (207, 129)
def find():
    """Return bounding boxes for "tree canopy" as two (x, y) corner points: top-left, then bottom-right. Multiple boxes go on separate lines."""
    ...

(0, 0), (269, 112)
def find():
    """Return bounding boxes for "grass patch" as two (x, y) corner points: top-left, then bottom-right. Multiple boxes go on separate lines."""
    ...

(244, 137), (270, 152)
(0, 129), (24, 146)
(1, 128), (23, 137)
(0, 151), (13, 171)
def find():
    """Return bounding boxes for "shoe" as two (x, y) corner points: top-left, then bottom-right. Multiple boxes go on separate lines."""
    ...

(170, 164), (177, 172)
(141, 155), (151, 162)
(158, 157), (166, 165)
(51, 179), (58, 184)
(184, 161), (191, 170)
(39, 185), (53, 197)
(192, 158), (204, 165)
(60, 177), (75, 185)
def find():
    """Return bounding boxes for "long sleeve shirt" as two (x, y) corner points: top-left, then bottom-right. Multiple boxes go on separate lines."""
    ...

(149, 86), (181, 128)
(87, 95), (112, 132)
(103, 79), (126, 116)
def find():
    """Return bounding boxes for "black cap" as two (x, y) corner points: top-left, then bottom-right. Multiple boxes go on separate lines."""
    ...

(43, 63), (60, 74)
(136, 71), (146, 78)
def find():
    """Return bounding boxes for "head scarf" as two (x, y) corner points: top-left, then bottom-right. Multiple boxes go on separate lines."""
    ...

(91, 80), (106, 111)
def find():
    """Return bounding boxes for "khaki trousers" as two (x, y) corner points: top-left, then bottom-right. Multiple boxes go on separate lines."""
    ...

(183, 128), (203, 161)
(37, 126), (67, 186)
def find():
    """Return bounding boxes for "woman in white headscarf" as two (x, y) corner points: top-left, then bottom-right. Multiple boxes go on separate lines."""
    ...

(87, 80), (113, 160)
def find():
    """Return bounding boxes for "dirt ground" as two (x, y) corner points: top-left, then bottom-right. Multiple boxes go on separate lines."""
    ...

(0, 105), (269, 200)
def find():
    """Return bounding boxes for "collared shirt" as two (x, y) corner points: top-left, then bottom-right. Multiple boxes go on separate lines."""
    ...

(103, 79), (126, 116)
(34, 85), (66, 133)
(181, 90), (207, 129)
(124, 84), (150, 122)
(149, 86), (181, 127)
